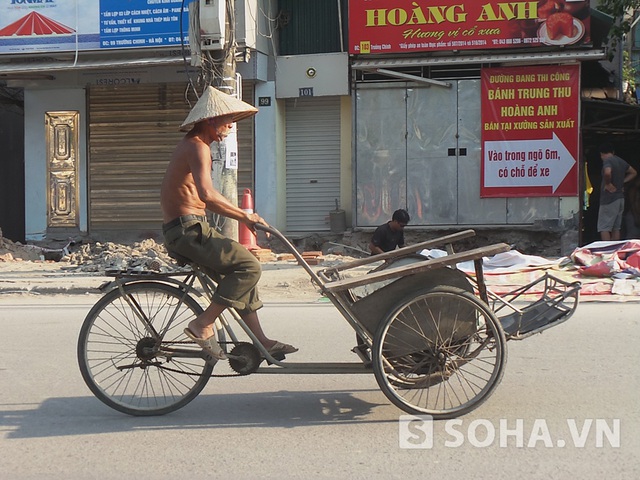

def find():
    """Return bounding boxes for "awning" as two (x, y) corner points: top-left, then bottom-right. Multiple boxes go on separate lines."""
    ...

(352, 49), (607, 70)
(581, 98), (640, 134)
(0, 53), (186, 78)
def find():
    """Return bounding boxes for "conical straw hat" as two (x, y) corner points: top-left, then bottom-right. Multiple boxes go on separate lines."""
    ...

(180, 86), (258, 132)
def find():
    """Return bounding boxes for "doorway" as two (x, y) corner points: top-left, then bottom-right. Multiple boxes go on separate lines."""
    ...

(354, 80), (561, 228)
(0, 105), (25, 242)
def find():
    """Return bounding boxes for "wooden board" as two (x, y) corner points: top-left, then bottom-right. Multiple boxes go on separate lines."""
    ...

(323, 243), (510, 292)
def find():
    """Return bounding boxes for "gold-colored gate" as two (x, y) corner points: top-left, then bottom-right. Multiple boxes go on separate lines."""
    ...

(46, 111), (79, 229)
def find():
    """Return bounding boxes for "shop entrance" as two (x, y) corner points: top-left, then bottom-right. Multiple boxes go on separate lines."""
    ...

(355, 80), (562, 228)
(0, 105), (25, 243)
(581, 99), (640, 244)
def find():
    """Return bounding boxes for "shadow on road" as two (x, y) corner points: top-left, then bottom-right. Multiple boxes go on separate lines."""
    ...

(1, 388), (392, 439)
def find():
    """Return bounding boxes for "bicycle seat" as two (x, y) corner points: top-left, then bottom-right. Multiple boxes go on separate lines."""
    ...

(168, 251), (194, 267)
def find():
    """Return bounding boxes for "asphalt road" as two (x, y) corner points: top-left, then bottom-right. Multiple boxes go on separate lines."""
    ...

(0, 296), (638, 479)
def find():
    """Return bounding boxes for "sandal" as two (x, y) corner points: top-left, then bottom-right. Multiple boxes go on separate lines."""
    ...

(267, 341), (299, 356)
(184, 328), (228, 361)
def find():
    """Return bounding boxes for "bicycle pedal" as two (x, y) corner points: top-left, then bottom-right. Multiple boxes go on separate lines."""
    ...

(352, 345), (372, 367)
(264, 352), (286, 365)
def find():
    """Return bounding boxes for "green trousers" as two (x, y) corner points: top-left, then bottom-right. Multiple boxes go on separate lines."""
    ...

(163, 216), (263, 315)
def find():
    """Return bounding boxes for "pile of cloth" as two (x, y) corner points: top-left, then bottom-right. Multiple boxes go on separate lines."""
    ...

(569, 240), (640, 296)
(421, 240), (640, 298)
(570, 240), (640, 278)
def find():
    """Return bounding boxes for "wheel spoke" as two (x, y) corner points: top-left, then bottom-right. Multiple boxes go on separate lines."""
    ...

(372, 286), (507, 419)
(78, 282), (213, 416)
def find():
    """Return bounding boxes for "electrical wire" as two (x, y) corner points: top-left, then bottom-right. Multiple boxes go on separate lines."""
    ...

(72, 0), (79, 67)
(180, 0), (198, 101)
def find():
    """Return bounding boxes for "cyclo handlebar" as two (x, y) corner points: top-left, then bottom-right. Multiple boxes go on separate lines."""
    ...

(253, 223), (324, 287)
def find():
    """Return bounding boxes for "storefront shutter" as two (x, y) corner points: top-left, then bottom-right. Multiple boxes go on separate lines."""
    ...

(285, 96), (341, 232)
(237, 81), (255, 197)
(88, 82), (255, 232)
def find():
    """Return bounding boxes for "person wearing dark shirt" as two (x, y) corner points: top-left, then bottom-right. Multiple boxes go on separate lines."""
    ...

(369, 209), (410, 255)
(597, 143), (637, 241)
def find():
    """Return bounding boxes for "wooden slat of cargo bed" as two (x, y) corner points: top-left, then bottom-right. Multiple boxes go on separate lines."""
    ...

(323, 243), (511, 292)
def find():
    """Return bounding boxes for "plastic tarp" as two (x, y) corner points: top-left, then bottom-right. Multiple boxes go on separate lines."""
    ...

(570, 240), (640, 278)
(419, 248), (559, 273)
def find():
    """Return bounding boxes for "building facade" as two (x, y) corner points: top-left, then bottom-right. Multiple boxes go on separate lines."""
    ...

(0, 0), (633, 251)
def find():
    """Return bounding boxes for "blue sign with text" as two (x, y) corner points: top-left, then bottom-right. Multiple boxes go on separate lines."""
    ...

(99, 0), (191, 49)
(0, 0), (195, 54)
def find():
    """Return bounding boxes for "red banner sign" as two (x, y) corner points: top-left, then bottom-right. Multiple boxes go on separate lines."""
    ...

(480, 65), (580, 198)
(348, 0), (591, 54)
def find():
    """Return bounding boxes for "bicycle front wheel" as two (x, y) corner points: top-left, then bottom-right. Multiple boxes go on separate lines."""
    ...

(372, 286), (507, 419)
(78, 282), (213, 416)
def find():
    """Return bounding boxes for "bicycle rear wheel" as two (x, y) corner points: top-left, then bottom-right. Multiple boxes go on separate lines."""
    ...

(372, 286), (507, 419)
(78, 282), (213, 416)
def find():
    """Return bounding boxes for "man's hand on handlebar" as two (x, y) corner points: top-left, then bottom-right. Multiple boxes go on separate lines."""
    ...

(244, 212), (270, 235)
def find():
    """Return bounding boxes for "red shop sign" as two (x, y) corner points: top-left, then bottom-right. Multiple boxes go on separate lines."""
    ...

(480, 65), (580, 198)
(348, 0), (591, 54)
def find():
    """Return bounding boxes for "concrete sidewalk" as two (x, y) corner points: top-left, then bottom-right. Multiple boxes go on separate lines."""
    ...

(0, 260), (637, 302)
(0, 269), (110, 296)
(0, 261), (326, 300)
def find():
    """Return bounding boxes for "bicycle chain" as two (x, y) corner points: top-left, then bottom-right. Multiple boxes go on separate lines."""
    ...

(156, 341), (261, 377)
(155, 363), (249, 378)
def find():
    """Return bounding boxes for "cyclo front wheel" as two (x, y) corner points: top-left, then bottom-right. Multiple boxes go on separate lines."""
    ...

(372, 286), (507, 419)
(77, 281), (214, 416)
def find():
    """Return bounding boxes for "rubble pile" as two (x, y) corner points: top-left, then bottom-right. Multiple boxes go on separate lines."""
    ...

(0, 226), (342, 273)
(64, 239), (178, 273)
(0, 228), (181, 272)
(0, 229), (42, 262)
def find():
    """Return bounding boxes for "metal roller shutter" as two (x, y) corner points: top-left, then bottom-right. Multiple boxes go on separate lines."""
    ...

(285, 96), (341, 232)
(237, 81), (255, 196)
(88, 82), (255, 232)
(88, 83), (194, 231)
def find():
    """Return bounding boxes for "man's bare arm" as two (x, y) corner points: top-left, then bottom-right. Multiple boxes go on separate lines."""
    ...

(189, 143), (268, 229)
(625, 166), (638, 184)
(603, 167), (616, 193)
(369, 242), (384, 255)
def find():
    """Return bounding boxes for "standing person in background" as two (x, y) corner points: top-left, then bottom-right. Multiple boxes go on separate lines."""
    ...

(597, 143), (637, 241)
(369, 209), (410, 255)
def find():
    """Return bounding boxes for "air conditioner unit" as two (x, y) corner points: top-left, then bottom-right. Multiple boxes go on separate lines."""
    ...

(200, 0), (225, 51)
(235, 0), (257, 50)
